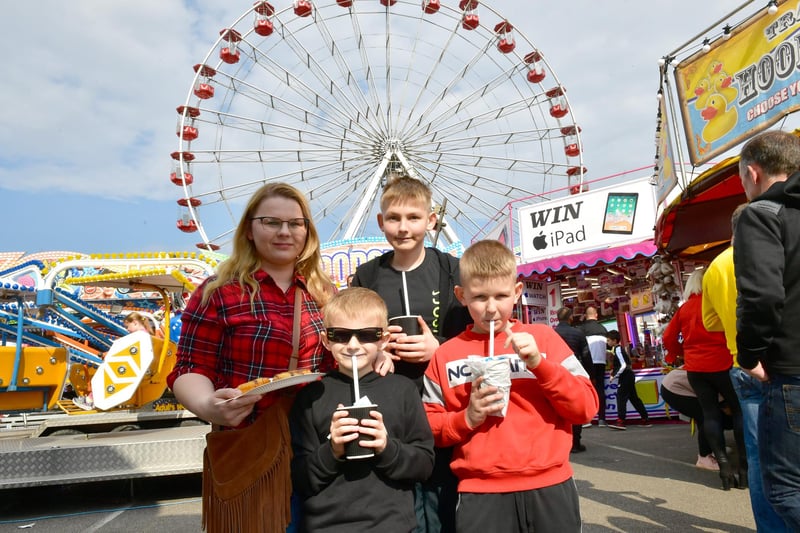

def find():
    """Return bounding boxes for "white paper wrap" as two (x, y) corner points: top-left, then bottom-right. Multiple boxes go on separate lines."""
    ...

(353, 395), (373, 407)
(468, 355), (511, 417)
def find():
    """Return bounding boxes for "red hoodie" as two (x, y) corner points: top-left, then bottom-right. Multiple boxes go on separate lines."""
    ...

(422, 320), (598, 493)
(662, 293), (732, 372)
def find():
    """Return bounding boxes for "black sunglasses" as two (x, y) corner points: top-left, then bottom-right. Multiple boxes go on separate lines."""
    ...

(326, 327), (384, 343)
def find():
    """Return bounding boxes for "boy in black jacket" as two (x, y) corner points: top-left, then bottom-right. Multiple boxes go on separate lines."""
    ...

(350, 174), (470, 531)
(290, 288), (434, 532)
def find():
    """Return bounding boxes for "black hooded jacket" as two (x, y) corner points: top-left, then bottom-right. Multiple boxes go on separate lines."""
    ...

(734, 171), (800, 376)
(554, 320), (592, 373)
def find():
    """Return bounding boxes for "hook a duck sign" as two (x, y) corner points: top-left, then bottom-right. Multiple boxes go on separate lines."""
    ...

(674, 0), (800, 165)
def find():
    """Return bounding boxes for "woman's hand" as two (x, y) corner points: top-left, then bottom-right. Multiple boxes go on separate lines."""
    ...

(172, 373), (261, 427)
(207, 388), (263, 427)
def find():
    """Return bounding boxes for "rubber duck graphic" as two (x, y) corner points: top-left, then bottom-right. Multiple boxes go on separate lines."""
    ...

(694, 77), (712, 110)
(701, 92), (738, 143)
(709, 70), (737, 105)
(691, 61), (738, 111)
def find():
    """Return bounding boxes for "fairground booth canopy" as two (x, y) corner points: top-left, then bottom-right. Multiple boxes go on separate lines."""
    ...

(654, 156), (744, 261)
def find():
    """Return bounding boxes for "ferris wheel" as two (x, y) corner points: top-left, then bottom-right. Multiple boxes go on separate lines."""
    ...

(172, 0), (586, 252)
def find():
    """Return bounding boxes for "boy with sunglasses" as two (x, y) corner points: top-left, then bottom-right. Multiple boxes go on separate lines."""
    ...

(290, 287), (435, 532)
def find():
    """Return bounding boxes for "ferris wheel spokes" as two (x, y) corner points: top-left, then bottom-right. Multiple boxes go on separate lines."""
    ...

(175, 0), (585, 252)
(342, 148), (395, 240)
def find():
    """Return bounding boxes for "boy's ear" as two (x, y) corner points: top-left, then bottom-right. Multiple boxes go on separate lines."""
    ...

(454, 285), (466, 305)
(321, 332), (331, 351)
(377, 213), (385, 232)
(513, 281), (523, 302)
(427, 211), (437, 231)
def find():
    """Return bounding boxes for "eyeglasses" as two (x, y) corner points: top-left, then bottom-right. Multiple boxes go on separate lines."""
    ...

(251, 216), (309, 232)
(326, 327), (384, 343)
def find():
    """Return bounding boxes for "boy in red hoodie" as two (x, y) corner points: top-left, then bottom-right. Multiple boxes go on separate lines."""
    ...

(422, 240), (598, 533)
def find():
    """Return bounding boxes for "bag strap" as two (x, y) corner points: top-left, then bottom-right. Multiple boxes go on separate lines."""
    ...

(289, 286), (302, 371)
(433, 248), (454, 314)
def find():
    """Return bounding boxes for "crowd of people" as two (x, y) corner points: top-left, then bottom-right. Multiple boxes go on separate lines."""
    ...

(162, 129), (800, 532)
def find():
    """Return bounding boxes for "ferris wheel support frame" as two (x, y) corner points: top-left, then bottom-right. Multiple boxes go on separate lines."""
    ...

(342, 143), (460, 246)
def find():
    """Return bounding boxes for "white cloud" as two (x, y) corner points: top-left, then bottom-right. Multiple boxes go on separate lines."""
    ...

(0, 0), (787, 252)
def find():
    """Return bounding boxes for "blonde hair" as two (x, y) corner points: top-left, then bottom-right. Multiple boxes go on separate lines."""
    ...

(682, 269), (705, 300)
(124, 311), (154, 334)
(201, 182), (334, 307)
(380, 175), (432, 213)
(323, 287), (388, 328)
(460, 240), (517, 283)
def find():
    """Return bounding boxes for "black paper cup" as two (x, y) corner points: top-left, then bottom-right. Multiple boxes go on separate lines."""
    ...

(389, 315), (422, 336)
(336, 404), (378, 459)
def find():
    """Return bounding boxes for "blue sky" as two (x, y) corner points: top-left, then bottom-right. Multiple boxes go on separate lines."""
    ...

(1, 0), (771, 256)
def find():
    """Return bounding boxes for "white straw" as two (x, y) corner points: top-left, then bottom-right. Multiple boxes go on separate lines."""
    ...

(352, 354), (360, 402)
(401, 270), (411, 315)
(489, 319), (495, 358)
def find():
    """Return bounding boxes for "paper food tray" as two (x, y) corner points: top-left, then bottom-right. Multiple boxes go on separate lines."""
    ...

(238, 372), (323, 396)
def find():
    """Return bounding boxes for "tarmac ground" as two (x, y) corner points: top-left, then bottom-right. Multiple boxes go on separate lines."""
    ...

(572, 419), (755, 532)
(0, 420), (756, 532)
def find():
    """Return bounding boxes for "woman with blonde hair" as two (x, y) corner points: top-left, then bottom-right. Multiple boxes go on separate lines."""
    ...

(166, 183), (339, 532)
(168, 182), (335, 427)
(662, 269), (746, 491)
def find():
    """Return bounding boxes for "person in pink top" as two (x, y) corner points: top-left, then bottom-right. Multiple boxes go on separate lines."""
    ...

(662, 269), (746, 491)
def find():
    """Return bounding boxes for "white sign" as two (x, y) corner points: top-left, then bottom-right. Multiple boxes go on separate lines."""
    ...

(517, 177), (657, 263)
(546, 282), (562, 327)
(521, 281), (547, 306)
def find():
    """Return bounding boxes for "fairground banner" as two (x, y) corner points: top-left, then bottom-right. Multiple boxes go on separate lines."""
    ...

(674, 0), (800, 165)
(655, 95), (678, 204)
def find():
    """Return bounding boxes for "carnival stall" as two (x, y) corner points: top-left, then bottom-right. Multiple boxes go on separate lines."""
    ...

(515, 176), (672, 420)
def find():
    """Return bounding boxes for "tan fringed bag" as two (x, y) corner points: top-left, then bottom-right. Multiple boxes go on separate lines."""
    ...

(202, 288), (303, 533)
(202, 396), (293, 532)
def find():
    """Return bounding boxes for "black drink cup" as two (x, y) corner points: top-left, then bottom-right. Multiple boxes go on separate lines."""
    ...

(336, 404), (379, 459)
(389, 315), (422, 336)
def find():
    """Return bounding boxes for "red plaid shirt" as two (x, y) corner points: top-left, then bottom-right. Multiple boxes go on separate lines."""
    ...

(167, 270), (332, 417)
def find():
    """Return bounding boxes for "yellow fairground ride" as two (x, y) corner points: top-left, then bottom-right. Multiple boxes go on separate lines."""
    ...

(0, 252), (219, 488)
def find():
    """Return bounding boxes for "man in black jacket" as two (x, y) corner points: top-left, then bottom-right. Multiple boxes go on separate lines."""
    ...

(734, 129), (800, 530)
(554, 307), (592, 452)
(580, 305), (610, 427)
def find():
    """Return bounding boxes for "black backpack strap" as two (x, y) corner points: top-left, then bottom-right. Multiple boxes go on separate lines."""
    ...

(432, 248), (455, 312)
(432, 248), (472, 339)
(353, 250), (393, 288)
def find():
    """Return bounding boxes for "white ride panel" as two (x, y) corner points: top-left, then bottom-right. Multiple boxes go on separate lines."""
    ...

(91, 330), (154, 411)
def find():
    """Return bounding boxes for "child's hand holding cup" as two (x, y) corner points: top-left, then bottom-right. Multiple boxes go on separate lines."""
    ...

(334, 400), (380, 460)
(388, 315), (423, 360)
(467, 355), (511, 417)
